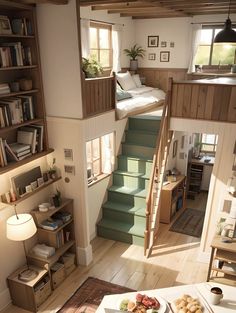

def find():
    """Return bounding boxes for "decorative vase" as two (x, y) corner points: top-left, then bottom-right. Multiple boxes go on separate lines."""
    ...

(130, 60), (138, 71)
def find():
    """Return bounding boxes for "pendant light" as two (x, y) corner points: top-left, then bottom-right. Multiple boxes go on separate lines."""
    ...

(214, 0), (236, 43)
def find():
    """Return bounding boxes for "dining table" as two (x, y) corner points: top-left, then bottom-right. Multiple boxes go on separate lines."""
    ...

(96, 282), (236, 313)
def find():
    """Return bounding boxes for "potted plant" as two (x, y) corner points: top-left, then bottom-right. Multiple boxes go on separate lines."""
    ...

(124, 44), (145, 71)
(52, 189), (61, 207)
(82, 57), (103, 78)
(48, 157), (57, 179)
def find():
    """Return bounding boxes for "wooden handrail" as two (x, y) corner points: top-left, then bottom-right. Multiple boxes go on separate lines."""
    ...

(144, 78), (173, 256)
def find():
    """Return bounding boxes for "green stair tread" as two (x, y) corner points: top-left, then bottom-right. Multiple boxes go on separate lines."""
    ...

(103, 201), (146, 217)
(97, 218), (145, 238)
(129, 115), (162, 121)
(125, 129), (158, 135)
(122, 142), (155, 149)
(108, 185), (147, 198)
(118, 154), (153, 163)
(114, 170), (149, 179)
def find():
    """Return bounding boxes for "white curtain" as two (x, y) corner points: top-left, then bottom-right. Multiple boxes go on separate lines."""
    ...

(112, 24), (123, 73)
(188, 24), (202, 73)
(80, 18), (90, 58)
(102, 134), (114, 174)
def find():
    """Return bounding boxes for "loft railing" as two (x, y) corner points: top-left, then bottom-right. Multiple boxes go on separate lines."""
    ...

(81, 73), (116, 118)
(144, 78), (173, 257)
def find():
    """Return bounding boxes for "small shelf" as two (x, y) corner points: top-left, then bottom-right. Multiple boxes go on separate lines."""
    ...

(1, 176), (61, 205)
(38, 218), (73, 234)
(27, 240), (75, 266)
(0, 117), (43, 134)
(215, 250), (236, 263)
(0, 148), (54, 175)
(0, 65), (37, 71)
(31, 199), (73, 225)
(0, 89), (38, 99)
(0, 34), (34, 39)
(212, 267), (236, 277)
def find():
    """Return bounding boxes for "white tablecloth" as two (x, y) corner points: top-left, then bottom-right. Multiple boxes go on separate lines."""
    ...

(96, 282), (236, 313)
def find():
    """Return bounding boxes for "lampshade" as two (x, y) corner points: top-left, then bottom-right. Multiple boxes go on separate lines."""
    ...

(214, 18), (236, 43)
(7, 213), (37, 241)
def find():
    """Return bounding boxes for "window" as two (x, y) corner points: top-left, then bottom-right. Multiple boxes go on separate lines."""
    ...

(89, 22), (112, 69)
(86, 132), (115, 184)
(195, 26), (236, 66)
(200, 133), (218, 153)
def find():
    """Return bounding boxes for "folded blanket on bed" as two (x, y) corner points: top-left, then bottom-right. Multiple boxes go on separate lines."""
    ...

(116, 86), (166, 119)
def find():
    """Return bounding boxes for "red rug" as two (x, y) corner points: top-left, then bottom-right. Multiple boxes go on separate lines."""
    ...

(57, 277), (135, 313)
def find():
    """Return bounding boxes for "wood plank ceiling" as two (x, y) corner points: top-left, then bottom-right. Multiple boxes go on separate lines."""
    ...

(80, 0), (236, 19)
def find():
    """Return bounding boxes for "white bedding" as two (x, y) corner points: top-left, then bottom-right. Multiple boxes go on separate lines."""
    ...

(116, 86), (166, 119)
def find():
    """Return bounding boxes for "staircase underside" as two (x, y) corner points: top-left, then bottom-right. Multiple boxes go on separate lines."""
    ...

(97, 115), (161, 246)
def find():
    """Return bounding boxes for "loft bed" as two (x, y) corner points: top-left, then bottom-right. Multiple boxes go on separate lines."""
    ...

(115, 71), (166, 119)
(170, 77), (236, 123)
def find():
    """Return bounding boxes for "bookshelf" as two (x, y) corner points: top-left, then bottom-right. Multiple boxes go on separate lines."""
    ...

(0, 1), (52, 174)
(28, 198), (77, 270)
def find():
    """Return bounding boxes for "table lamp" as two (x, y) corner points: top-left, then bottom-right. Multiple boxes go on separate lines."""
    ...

(6, 212), (38, 281)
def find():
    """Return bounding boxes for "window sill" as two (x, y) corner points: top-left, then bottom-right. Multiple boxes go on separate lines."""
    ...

(88, 173), (111, 187)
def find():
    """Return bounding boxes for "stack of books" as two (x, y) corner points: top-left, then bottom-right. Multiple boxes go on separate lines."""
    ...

(0, 95), (35, 127)
(31, 244), (55, 259)
(0, 42), (32, 67)
(0, 83), (10, 95)
(17, 125), (44, 153)
(0, 124), (44, 167)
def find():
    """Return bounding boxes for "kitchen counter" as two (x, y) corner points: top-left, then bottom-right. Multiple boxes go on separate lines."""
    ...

(191, 156), (215, 166)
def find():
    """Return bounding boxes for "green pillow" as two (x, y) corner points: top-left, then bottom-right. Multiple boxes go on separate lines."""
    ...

(116, 86), (132, 101)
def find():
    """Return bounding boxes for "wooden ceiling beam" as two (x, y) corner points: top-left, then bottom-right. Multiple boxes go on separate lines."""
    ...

(91, 3), (157, 10)
(120, 11), (188, 17)
(80, 0), (139, 6)
(17, 0), (68, 3)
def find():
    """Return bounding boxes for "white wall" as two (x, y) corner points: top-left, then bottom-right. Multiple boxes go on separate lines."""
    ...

(83, 111), (127, 240)
(170, 118), (236, 260)
(135, 17), (191, 68)
(80, 7), (136, 68)
(135, 13), (236, 69)
(0, 157), (55, 310)
(37, 0), (83, 118)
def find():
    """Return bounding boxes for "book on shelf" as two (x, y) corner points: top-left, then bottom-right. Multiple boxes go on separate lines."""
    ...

(0, 42), (32, 67)
(0, 83), (10, 95)
(0, 96), (35, 127)
(0, 138), (7, 166)
(17, 128), (37, 154)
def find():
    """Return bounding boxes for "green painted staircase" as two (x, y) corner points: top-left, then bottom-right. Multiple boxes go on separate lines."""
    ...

(97, 115), (161, 246)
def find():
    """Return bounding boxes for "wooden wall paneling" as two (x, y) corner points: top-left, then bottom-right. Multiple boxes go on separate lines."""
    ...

(227, 87), (236, 122)
(197, 85), (207, 119)
(212, 86), (224, 121)
(171, 84), (178, 116)
(182, 84), (192, 118)
(175, 84), (185, 117)
(190, 85), (199, 119)
(204, 86), (215, 120)
(219, 86), (231, 121)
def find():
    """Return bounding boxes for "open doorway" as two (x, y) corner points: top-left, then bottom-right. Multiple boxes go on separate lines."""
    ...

(162, 131), (218, 239)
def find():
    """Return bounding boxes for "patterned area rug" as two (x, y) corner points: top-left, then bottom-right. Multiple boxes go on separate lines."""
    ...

(169, 208), (205, 237)
(57, 277), (135, 313)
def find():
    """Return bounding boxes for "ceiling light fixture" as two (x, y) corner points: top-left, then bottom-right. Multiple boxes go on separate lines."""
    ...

(214, 0), (236, 43)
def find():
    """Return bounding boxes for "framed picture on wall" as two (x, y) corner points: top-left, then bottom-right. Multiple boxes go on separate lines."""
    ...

(148, 35), (159, 47)
(148, 53), (156, 60)
(161, 41), (167, 48)
(173, 140), (178, 158)
(160, 51), (170, 62)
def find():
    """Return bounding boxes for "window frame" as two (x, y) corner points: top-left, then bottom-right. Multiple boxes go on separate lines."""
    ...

(196, 24), (236, 66)
(200, 133), (218, 154)
(89, 21), (113, 70)
(86, 132), (115, 185)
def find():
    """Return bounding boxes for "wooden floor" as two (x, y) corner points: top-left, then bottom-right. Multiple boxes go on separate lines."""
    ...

(2, 221), (209, 313)
(185, 192), (208, 212)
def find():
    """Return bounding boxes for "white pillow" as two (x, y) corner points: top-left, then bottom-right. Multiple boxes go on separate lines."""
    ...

(132, 74), (142, 88)
(116, 71), (136, 91)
